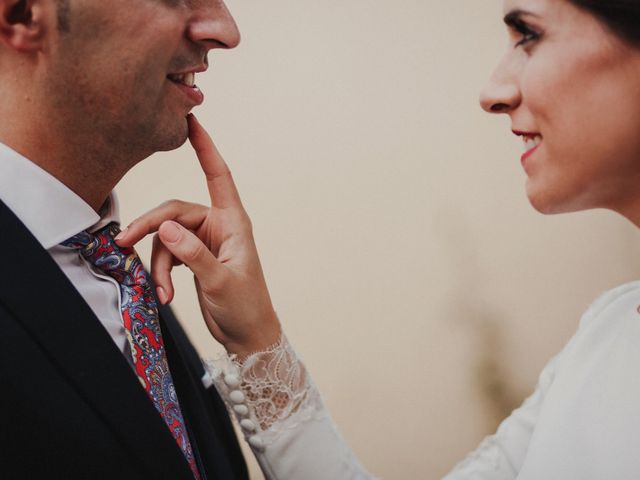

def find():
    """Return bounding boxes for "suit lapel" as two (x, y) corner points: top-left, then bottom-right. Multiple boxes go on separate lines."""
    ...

(160, 305), (247, 480)
(0, 200), (194, 479)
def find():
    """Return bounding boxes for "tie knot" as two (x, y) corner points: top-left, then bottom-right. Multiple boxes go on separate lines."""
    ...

(61, 222), (146, 287)
(61, 222), (119, 249)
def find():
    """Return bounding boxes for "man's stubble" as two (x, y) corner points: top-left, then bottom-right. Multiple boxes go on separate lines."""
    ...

(48, 13), (189, 182)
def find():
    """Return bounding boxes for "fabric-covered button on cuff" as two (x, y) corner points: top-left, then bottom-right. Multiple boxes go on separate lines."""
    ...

(248, 435), (265, 450)
(233, 404), (249, 416)
(224, 374), (241, 388)
(240, 419), (256, 432)
(229, 390), (245, 404)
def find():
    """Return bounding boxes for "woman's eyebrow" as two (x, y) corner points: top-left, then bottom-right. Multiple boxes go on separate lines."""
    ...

(504, 9), (540, 27)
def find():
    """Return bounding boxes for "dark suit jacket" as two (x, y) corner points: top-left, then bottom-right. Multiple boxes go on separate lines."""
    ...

(0, 200), (249, 479)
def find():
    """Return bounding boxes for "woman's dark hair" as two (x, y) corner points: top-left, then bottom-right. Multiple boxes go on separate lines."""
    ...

(569, 0), (640, 45)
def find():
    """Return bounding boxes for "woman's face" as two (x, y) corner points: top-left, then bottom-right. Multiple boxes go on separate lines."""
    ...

(480, 0), (640, 220)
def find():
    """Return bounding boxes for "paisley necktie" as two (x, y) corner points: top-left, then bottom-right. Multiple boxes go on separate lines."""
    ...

(62, 223), (201, 479)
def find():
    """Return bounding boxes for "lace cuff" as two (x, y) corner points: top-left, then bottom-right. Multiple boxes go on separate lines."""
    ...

(204, 334), (326, 450)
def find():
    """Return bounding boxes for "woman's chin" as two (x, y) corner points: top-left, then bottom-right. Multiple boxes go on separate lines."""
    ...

(528, 197), (557, 215)
(525, 183), (574, 215)
(526, 182), (552, 214)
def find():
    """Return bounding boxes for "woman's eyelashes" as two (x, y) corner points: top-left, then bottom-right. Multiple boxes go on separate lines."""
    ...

(504, 12), (542, 48)
(514, 21), (541, 47)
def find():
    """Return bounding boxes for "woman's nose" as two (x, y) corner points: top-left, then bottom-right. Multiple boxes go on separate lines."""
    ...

(479, 55), (521, 114)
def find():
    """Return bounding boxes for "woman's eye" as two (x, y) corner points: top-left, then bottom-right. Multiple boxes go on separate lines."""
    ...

(513, 21), (540, 47)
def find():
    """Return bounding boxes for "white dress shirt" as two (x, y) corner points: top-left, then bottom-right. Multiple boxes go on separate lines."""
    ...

(0, 142), (128, 352)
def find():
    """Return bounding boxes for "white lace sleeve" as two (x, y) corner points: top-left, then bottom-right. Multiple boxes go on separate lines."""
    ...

(204, 334), (324, 445)
(204, 334), (376, 480)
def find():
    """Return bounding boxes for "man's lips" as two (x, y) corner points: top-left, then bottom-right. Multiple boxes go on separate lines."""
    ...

(168, 79), (204, 106)
(168, 71), (196, 87)
(167, 66), (207, 106)
(167, 64), (207, 85)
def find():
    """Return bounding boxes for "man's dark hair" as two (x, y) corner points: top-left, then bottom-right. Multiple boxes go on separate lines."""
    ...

(569, 0), (640, 45)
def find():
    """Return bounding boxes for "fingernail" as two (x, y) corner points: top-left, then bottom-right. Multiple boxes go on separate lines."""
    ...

(114, 226), (128, 241)
(161, 221), (181, 243)
(157, 286), (168, 304)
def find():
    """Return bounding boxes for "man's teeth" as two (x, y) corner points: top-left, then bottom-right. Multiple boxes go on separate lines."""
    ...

(168, 72), (196, 87)
(523, 135), (542, 151)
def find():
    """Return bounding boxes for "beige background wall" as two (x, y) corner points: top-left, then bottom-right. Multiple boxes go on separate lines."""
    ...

(117, 1), (640, 478)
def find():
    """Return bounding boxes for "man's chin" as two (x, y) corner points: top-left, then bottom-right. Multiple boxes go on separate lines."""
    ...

(156, 133), (189, 152)
(154, 116), (190, 152)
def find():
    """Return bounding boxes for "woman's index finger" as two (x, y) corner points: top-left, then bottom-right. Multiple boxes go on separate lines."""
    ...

(187, 114), (243, 209)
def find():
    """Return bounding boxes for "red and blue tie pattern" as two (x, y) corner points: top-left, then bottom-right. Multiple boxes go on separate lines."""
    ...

(62, 223), (201, 479)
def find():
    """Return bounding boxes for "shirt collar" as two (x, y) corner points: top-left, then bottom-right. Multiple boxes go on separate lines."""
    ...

(0, 142), (120, 250)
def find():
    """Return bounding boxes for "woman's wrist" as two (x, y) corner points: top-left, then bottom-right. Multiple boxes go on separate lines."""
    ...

(223, 313), (282, 361)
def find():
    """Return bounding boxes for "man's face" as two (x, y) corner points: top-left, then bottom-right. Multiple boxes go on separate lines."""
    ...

(47, 0), (240, 161)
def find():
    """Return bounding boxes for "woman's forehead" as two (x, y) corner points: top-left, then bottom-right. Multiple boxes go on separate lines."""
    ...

(503, 0), (548, 16)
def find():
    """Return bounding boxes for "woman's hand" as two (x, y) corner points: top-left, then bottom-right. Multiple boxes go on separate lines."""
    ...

(116, 114), (281, 358)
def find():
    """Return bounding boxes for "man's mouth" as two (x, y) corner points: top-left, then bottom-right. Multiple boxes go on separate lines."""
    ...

(167, 72), (196, 88)
(167, 70), (204, 106)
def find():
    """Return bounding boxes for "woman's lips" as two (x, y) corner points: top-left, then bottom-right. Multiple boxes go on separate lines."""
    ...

(512, 130), (542, 170)
(521, 143), (541, 165)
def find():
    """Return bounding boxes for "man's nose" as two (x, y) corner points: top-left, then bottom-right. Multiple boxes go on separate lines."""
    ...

(187, 0), (241, 51)
(479, 54), (521, 114)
